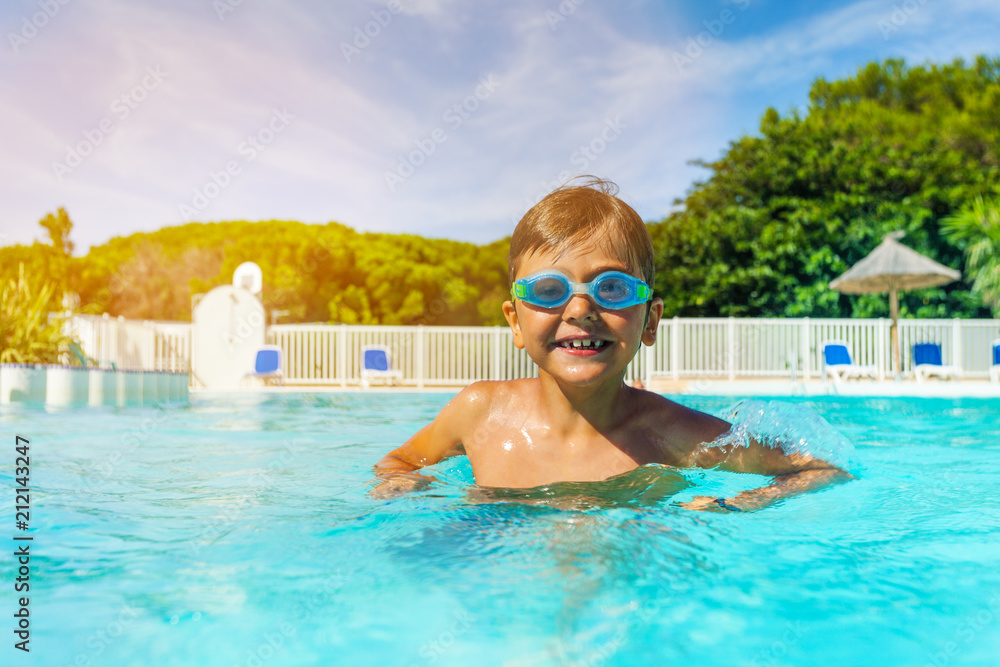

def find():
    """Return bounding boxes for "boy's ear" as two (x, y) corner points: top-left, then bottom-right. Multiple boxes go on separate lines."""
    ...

(502, 300), (526, 349)
(641, 298), (664, 346)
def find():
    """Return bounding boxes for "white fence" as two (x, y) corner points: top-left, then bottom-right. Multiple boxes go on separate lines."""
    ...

(66, 314), (191, 372)
(266, 324), (654, 387)
(67, 314), (1000, 386)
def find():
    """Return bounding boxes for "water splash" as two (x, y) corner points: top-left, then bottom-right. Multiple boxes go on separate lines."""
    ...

(706, 400), (860, 473)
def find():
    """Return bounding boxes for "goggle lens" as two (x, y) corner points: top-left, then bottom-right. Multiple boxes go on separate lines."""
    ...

(512, 271), (650, 310)
(597, 276), (630, 303)
(533, 276), (568, 305)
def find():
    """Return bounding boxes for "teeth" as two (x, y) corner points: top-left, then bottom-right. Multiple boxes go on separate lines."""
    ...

(562, 339), (604, 349)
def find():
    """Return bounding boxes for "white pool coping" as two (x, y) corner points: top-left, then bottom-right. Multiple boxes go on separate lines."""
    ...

(190, 378), (1000, 399)
(661, 379), (1000, 398)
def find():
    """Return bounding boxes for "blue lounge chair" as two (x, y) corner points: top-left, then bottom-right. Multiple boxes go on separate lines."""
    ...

(244, 345), (284, 386)
(360, 345), (402, 388)
(990, 339), (1000, 383)
(822, 340), (877, 384)
(912, 342), (961, 383)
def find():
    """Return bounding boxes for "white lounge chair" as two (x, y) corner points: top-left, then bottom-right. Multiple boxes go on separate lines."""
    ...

(822, 340), (877, 384)
(360, 345), (403, 388)
(912, 343), (961, 383)
(990, 339), (1000, 383)
(243, 345), (284, 386)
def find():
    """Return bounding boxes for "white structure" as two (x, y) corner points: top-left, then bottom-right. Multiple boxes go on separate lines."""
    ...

(45, 366), (90, 406)
(0, 365), (188, 407)
(233, 261), (263, 295)
(88, 369), (116, 406)
(191, 285), (266, 390)
(0, 365), (47, 403)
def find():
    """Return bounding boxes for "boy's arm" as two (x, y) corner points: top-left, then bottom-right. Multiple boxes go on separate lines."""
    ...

(374, 422), (451, 476)
(371, 384), (485, 498)
(682, 434), (853, 511)
(681, 467), (851, 512)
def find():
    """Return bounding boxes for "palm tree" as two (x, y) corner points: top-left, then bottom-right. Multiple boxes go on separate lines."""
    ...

(942, 196), (1000, 316)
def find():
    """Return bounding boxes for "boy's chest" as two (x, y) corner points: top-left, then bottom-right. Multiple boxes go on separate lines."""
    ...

(465, 422), (665, 488)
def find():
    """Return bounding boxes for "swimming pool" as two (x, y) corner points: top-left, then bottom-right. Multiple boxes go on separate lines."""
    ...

(3, 392), (1000, 666)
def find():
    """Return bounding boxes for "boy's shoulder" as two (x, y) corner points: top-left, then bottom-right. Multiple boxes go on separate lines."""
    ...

(452, 378), (535, 412)
(446, 380), (553, 434)
(627, 389), (731, 463)
(458, 377), (537, 396)
(628, 387), (723, 423)
(440, 380), (536, 448)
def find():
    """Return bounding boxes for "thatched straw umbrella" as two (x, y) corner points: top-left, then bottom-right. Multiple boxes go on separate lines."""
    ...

(830, 231), (961, 377)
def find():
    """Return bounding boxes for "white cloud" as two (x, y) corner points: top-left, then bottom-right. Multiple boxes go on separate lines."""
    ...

(1, 0), (998, 251)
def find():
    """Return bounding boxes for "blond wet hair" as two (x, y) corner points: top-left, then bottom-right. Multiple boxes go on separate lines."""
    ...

(507, 177), (655, 289)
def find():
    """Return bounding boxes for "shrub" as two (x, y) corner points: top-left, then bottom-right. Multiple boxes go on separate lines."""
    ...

(0, 264), (82, 364)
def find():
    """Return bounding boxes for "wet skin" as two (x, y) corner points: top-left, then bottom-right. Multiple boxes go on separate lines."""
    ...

(373, 245), (848, 506)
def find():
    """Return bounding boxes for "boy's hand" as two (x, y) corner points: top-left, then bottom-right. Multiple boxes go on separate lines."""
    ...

(679, 468), (852, 512)
(369, 472), (434, 499)
(679, 495), (736, 512)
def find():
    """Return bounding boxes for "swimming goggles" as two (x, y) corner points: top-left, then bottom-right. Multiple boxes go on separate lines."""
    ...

(511, 270), (652, 310)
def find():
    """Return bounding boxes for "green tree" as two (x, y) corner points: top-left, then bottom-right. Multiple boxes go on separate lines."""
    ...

(39, 207), (74, 256)
(942, 196), (1000, 315)
(0, 209), (78, 315)
(69, 219), (511, 325)
(650, 56), (999, 319)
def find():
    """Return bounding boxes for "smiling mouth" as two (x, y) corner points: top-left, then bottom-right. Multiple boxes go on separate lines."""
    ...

(555, 339), (610, 350)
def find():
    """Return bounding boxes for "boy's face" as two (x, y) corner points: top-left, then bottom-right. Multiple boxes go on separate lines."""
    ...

(502, 244), (664, 389)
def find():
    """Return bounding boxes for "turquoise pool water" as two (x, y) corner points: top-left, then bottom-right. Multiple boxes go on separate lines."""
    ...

(2, 393), (1000, 666)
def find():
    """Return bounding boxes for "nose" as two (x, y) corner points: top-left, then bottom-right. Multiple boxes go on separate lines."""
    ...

(562, 292), (598, 321)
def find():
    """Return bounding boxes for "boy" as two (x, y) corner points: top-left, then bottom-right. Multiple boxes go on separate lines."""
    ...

(373, 178), (848, 509)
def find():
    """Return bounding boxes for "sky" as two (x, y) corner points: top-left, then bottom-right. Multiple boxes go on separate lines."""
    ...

(1, 0), (999, 253)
